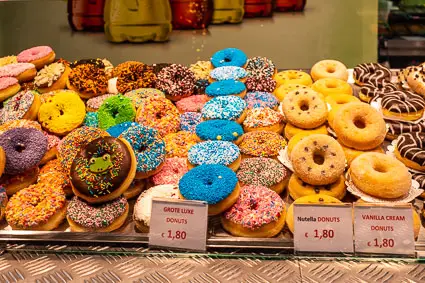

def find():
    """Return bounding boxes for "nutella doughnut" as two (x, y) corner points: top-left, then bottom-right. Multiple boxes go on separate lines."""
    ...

(386, 119), (425, 141)
(353, 63), (392, 86)
(381, 90), (425, 121)
(395, 132), (425, 172)
(359, 81), (398, 103)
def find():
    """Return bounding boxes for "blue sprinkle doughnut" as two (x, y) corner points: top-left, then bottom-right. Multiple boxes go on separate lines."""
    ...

(188, 140), (240, 166)
(202, 96), (247, 121)
(120, 125), (166, 176)
(244, 91), (279, 109)
(84, 112), (99, 128)
(210, 66), (248, 81)
(180, 112), (202, 133)
(107, 122), (139, 137)
(179, 164), (238, 204)
(196, 120), (243, 142)
(210, 48), (247, 68)
(205, 80), (246, 98)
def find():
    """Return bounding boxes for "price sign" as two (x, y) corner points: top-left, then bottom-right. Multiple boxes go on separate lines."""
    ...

(149, 198), (208, 251)
(293, 203), (354, 253)
(353, 203), (415, 255)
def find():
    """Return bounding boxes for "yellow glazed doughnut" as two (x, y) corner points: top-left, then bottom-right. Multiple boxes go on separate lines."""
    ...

(288, 174), (346, 200)
(274, 84), (311, 102)
(312, 78), (353, 97)
(310, 60), (349, 81)
(340, 142), (384, 167)
(282, 89), (328, 129)
(349, 152), (411, 199)
(284, 123), (328, 140)
(274, 70), (313, 87)
(333, 103), (386, 150)
(326, 94), (360, 126)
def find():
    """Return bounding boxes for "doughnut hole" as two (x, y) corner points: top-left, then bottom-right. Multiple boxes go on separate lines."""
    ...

(326, 66), (336, 74)
(353, 117), (366, 129)
(373, 162), (388, 173)
(15, 143), (26, 153)
(313, 150), (325, 165)
(299, 100), (309, 111)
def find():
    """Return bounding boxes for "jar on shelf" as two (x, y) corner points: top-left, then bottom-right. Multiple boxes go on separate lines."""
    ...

(68, 0), (106, 31)
(170, 0), (213, 29)
(104, 0), (172, 43)
(275, 0), (306, 12)
(244, 0), (274, 18)
(212, 0), (245, 24)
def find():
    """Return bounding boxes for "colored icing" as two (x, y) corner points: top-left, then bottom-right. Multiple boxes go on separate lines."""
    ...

(164, 131), (199, 158)
(245, 75), (276, 92)
(0, 63), (35, 78)
(176, 95), (209, 113)
(180, 112), (202, 133)
(202, 96), (247, 121)
(1, 90), (35, 123)
(243, 107), (283, 128)
(17, 46), (53, 62)
(107, 122), (139, 138)
(155, 64), (196, 97)
(237, 158), (288, 187)
(188, 140), (240, 166)
(124, 88), (165, 109)
(151, 158), (188, 186)
(245, 57), (275, 78)
(205, 80), (246, 97)
(210, 48), (247, 68)
(239, 131), (287, 157)
(86, 94), (116, 111)
(97, 95), (136, 130)
(353, 63), (392, 86)
(244, 91), (279, 109)
(195, 120), (243, 142)
(84, 112), (99, 128)
(0, 77), (18, 90)
(210, 66), (247, 81)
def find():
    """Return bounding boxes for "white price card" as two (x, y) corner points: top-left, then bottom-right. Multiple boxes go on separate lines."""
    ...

(294, 203), (354, 253)
(353, 203), (415, 255)
(149, 198), (208, 251)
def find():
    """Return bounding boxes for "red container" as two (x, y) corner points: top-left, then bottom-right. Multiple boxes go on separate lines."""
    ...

(68, 0), (105, 31)
(170, 0), (213, 29)
(275, 0), (306, 12)
(244, 0), (274, 18)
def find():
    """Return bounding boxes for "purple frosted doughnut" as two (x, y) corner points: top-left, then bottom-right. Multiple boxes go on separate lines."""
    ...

(0, 128), (48, 175)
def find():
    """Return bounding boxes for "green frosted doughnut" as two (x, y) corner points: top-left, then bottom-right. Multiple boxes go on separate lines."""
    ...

(98, 95), (136, 130)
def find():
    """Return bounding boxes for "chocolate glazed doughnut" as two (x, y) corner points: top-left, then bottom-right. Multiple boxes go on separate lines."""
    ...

(353, 63), (392, 86)
(359, 81), (398, 103)
(395, 132), (425, 172)
(386, 119), (425, 140)
(381, 90), (425, 121)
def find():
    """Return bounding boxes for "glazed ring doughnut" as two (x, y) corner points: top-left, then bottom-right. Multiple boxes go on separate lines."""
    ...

(0, 63), (37, 82)
(284, 123), (328, 140)
(274, 70), (313, 87)
(311, 78), (353, 96)
(243, 107), (285, 134)
(353, 63), (392, 86)
(221, 185), (286, 238)
(156, 64), (196, 101)
(325, 93), (359, 126)
(150, 157), (188, 187)
(339, 142), (384, 167)
(113, 61), (156, 94)
(187, 141), (241, 171)
(395, 132), (425, 172)
(195, 120), (244, 144)
(310, 60), (348, 81)
(274, 84), (310, 102)
(0, 77), (21, 102)
(282, 89), (328, 129)
(210, 48), (247, 68)
(67, 62), (108, 98)
(1, 90), (41, 123)
(17, 46), (55, 70)
(98, 95), (136, 130)
(349, 152), (411, 199)
(239, 131), (287, 159)
(407, 65), (425, 96)
(291, 134), (345, 185)
(332, 103), (386, 150)
(288, 174), (346, 200)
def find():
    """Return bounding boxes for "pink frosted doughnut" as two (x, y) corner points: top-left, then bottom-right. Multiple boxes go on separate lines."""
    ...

(17, 46), (53, 63)
(43, 131), (60, 150)
(0, 77), (18, 90)
(0, 63), (35, 78)
(175, 95), (209, 113)
(151, 157), (188, 186)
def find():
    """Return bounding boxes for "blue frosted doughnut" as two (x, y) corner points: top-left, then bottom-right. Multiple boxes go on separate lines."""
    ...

(188, 140), (240, 166)
(205, 80), (246, 97)
(179, 164), (238, 204)
(180, 112), (202, 133)
(210, 48), (247, 68)
(84, 112), (99, 128)
(120, 125), (165, 174)
(201, 96), (247, 121)
(210, 66), (247, 81)
(196, 120), (243, 142)
(107, 122), (139, 137)
(244, 91), (279, 109)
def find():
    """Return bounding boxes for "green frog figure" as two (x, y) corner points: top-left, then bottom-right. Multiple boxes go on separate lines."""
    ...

(89, 154), (113, 173)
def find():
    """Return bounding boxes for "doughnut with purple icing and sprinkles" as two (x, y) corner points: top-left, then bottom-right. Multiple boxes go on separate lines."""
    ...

(244, 91), (279, 109)
(180, 112), (202, 133)
(245, 57), (276, 78)
(201, 96), (247, 123)
(195, 120), (243, 143)
(210, 66), (248, 82)
(205, 80), (247, 98)
(210, 48), (247, 68)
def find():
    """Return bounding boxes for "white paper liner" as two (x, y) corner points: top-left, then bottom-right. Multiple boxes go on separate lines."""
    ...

(370, 97), (425, 125)
(345, 171), (423, 203)
(347, 69), (355, 84)
(108, 77), (119, 94)
(327, 126), (337, 138)
(277, 147), (294, 172)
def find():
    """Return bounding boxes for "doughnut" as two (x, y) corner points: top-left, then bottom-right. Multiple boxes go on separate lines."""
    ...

(164, 131), (199, 158)
(0, 167), (39, 196)
(325, 93), (360, 126)
(353, 63), (392, 86)
(274, 70), (313, 87)
(38, 159), (72, 196)
(381, 90), (425, 121)
(70, 59), (105, 69)
(124, 179), (145, 200)
(333, 103), (386, 150)
(282, 89), (328, 129)
(395, 132), (425, 172)
(195, 120), (244, 143)
(67, 196), (129, 232)
(349, 152), (411, 199)
(187, 140), (241, 171)
(245, 75), (276, 93)
(83, 112), (98, 128)
(176, 95), (209, 113)
(124, 88), (165, 109)
(106, 122), (139, 138)
(221, 185), (286, 238)
(67, 63), (108, 98)
(136, 96), (180, 137)
(17, 46), (55, 70)
(310, 60), (349, 81)
(189, 61), (211, 80)
(287, 132), (314, 157)
(0, 119), (41, 135)
(113, 61), (156, 94)
(0, 63), (37, 82)
(406, 65), (425, 96)
(1, 90), (41, 123)
(288, 174), (346, 200)
(206, 80), (247, 98)
(40, 131), (61, 165)
(34, 62), (70, 93)
(201, 96), (247, 124)
(152, 63), (171, 75)
(237, 157), (290, 194)
(239, 131), (286, 159)
(194, 79), (209, 95)
(133, 184), (179, 232)
(6, 182), (66, 230)
(0, 128), (47, 175)
(245, 56), (276, 78)
(86, 94), (115, 112)
(0, 147), (4, 177)
(179, 164), (240, 215)
(70, 136), (136, 203)
(386, 119), (425, 141)
(274, 83), (310, 102)
(155, 64), (196, 101)
(339, 142), (383, 167)
(210, 48), (247, 68)
(286, 195), (342, 233)
(209, 66), (248, 82)
(359, 81), (398, 103)
(0, 56), (17, 67)
(311, 78), (353, 96)
(38, 90), (86, 136)
(120, 125), (166, 179)
(0, 77), (21, 102)
(150, 157), (188, 187)
(411, 172), (425, 198)
(397, 66), (414, 90)
(0, 186), (7, 221)
(97, 95), (136, 130)
(180, 112), (202, 133)
(244, 91), (279, 110)
(242, 107), (285, 134)
(58, 126), (109, 173)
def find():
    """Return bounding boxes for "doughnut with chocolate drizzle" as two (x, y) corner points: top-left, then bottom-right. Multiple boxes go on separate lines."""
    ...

(381, 89), (425, 120)
(396, 132), (425, 171)
(386, 119), (425, 140)
(353, 63), (392, 86)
